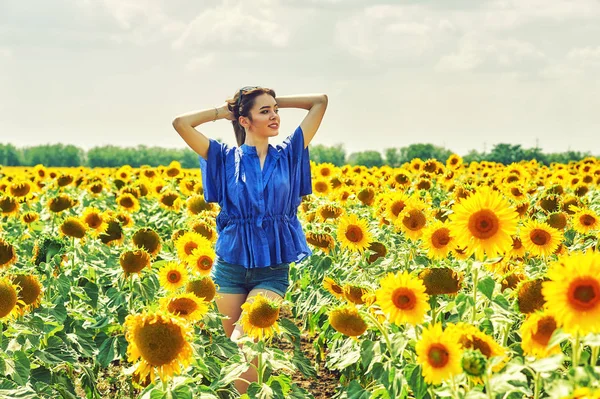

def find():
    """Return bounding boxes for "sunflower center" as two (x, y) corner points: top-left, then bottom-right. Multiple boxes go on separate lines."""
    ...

(161, 193), (178, 206)
(12, 184), (31, 197)
(248, 303), (279, 328)
(431, 228), (451, 248)
(0, 282), (18, 318)
(120, 197), (134, 208)
(135, 320), (185, 366)
(196, 256), (213, 271)
(531, 316), (557, 347)
(427, 344), (450, 368)
(390, 201), (406, 217)
(168, 298), (198, 316)
(85, 214), (103, 228)
(530, 229), (550, 246)
(391, 288), (416, 310)
(345, 225), (364, 243)
(0, 198), (17, 213)
(512, 237), (523, 250)
(580, 214), (596, 226)
(403, 210), (426, 231)
(184, 242), (198, 256)
(468, 210), (500, 239)
(568, 278), (600, 311)
(167, 271), (182, 283)
(315, 182), (329, 193)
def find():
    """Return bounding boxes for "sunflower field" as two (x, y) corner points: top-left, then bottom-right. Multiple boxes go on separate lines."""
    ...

(0, 156), (600, 399)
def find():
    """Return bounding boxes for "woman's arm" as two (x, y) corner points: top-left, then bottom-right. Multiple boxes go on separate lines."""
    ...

(276, 94), (328, 148)
(172, 103), (233, 159)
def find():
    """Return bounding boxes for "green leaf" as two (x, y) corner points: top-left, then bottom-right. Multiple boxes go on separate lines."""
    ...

(50, 299), (68, 323)
(83, 281), (99, 308)
(404, 364), (428, 399)
(346, 380), (371, 399)
(12, 351), (31, 386)
(492, 294), (510, 310)
(96, 336), (117, 368)
(528, 354), (566, 373)
(477, 276), (495, 300)
(170, 384), (193, 399)
(210, 357), (249, 389)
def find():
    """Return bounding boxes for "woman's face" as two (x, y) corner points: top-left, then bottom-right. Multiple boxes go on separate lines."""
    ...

(244, 93), (280, 139)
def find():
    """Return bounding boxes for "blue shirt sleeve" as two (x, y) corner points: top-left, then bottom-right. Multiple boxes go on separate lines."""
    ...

(199, 139), (228, 203)
(281, 126), (312, 197)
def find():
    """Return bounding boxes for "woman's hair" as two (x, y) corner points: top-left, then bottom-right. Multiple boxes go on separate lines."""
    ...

(227, 86), (276, 146)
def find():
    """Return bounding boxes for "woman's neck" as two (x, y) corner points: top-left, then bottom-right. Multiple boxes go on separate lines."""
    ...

(244, 136), (269, 157)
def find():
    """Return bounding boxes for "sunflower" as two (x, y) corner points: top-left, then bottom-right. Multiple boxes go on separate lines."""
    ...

(357, 187), (376, 206)
(116, 193), (140, 213)
(59, 217), (87, 240)
(572, 207), (600, 234)
(343, 284), (370, 305)
(520, 312), (561, 358)
(317, 203), (344, 221)
(0, 238), (18, 269)
(164, 161), (182, 178)
(158, 262), (189, 292)
(239, 293), (281, 340)
(174, 231), (211, 262)
(81, 207), (108, 237)
(384, 192), (410, 223)
(9, 180), (34, 200)
(124, 311), (194, 382)
(119, 249), (151, 276)
(0, 278), (20, 320)
(546, 212), (569, 230)
(366, 241), (387, 264)
(312, 178), (331, 196)
(11, 274), (43, 315)
(158, 191), (182, 212)
(375, 271), (430, 325)
(448, 322), (508, 373)
(99, 218), (125, 246)
(329, 305), (368, 337)
(517, 278), (546, 314)
(446, 154), (463, 170)
(418, 267), (462, 296)
(187, 246), (215, 276)
(448, 186), (519, 260)
(395, 198), (429, 241)
(0, 195), (19, 217)
(189, 220), (217, 243)
(336, 214), (373, 253)
(420, 221), (453, 260)
(46, 191), (77, 210)
(159, 292), (209, 322)
(306, 232), (335, 254)
(21, 211), (40, 225)
(508, 236), (526, 259)
(452, 244), (471, 261)
(323, 277), (345, 300)
(542, 251), (600, 335)
(520, 220), (562, 258)
(186, 277), (217, 302)
(416, 323), (463, 385)
(132, 228), (162, 258)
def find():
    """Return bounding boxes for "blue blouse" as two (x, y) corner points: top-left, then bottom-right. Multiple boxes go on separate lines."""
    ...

(199, 125), (313, 268)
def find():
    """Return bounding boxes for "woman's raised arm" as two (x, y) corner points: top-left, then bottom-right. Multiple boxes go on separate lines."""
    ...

(275, 94), (328, 148)
(172, 103), (233, 160)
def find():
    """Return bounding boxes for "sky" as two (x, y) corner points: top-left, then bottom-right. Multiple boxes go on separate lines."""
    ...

(1, 0), (600, 157)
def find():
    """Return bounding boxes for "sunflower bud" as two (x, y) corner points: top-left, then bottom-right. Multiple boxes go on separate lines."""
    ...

(461, 349), (487, 378)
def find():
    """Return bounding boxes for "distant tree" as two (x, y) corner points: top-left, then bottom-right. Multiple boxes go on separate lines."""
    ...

(384, 148), (402, 167)
(0, 144), (23, 166)
(397, 144), (453, 164)
(347, 150), (384, 167)
(463, 149), (486, 164)
(21, 144), (84, 166)
(309, 144), (346, 166)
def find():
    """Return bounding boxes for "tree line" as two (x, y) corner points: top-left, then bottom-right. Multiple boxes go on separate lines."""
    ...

(0, 142), (594, 168)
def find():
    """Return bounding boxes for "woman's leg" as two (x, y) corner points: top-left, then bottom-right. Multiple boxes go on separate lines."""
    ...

(214, 293), (248, 337)
(232, 288), (284, 394)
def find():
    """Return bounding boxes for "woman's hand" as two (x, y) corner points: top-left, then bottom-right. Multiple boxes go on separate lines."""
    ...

(219, 102), (235, 121)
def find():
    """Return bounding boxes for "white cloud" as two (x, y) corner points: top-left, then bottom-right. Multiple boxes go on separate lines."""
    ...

(568, 46), (600, 66)
(172, 1), (289, 51)
(185, 53), (216, 71)
(0, 47), (12, 59)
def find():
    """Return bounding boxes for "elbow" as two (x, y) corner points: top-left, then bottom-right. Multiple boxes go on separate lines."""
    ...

(319, 94), (328, 106)
(172, 117), (183, 132)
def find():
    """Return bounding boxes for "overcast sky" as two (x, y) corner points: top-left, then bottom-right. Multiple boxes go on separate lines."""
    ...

(1, 0), (599, 157)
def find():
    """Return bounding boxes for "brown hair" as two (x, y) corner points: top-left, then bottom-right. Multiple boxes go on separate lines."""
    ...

(227, 86), (276, 146)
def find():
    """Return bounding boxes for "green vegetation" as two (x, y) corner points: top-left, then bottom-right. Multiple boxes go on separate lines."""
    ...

(0, 141), (594, 168)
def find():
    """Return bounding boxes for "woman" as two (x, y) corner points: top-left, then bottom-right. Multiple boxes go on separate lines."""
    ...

(172, 86), (327, 393)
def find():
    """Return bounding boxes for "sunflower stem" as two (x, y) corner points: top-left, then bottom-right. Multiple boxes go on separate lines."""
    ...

(533, 370), (542, 399)
(471, 264), (479, 324)
(430, 295), (438, 325)
(484, 367), (493, 399)
(365, 312), (396, 362)
(257, 348), (264, 385)
(572, 330), (581, 367)
(591, 345), (599, 367)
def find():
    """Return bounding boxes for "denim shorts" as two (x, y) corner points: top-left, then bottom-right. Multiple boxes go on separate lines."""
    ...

(210, 258), (291, 298)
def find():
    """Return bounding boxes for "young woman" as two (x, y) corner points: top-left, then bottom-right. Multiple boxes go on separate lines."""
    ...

(172, 86), (327, 393)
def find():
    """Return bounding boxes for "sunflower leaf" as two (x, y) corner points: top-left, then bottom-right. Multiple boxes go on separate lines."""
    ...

(477, 276), (495, 300)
